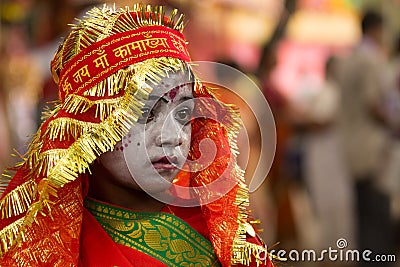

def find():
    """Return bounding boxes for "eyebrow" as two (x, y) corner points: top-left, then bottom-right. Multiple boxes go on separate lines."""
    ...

(149, 95), (169, 103)
(148, 95), (194, 103)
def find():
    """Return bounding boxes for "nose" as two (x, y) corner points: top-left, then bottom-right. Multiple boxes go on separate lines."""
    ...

(155, 117), (183, 147)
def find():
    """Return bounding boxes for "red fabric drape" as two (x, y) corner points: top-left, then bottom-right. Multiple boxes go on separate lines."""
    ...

(79, 204), (274, 267)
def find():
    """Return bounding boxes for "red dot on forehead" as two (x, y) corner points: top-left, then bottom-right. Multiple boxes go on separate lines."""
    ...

(168, 87), (178, 100)
(165, 84), (191, 102)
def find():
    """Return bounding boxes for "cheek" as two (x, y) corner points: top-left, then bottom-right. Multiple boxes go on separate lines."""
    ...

(100, 141), (143, 190)
(123, 125), (147, 150)
(122, 128), (149, 167)
(99, 147), (131, 180)
(119, 134), (135, 151)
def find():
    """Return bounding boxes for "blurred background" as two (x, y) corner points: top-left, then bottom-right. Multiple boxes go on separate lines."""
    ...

(1, 0), (400, 266)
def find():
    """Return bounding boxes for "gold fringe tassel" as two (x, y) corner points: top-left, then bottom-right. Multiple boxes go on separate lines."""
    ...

(0, 217), (24, 256)
(44, 117), (98, 142)
(35, 149), (68, 178)
(63, 94), (122, 120)
(0, 180), (37, 219)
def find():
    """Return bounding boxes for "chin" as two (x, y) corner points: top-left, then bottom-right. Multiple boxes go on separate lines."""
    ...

(135, 174), (174, 193)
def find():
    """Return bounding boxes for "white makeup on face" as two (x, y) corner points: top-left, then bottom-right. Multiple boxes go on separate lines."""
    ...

(99, 71), (194, 193)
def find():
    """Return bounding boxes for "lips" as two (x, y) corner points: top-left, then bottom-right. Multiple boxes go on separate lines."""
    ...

(151, 156), (178, 170)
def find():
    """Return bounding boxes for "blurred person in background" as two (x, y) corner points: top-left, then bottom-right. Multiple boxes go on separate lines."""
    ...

(336, 10), (393, 266)
(256, 0), (298, 248)
(296, 56), (356, 254)
(382, 33), (400, 255)
(0, 0), (88, 169)
(258, 43), (296, 248)
(0, 17), (42, 172)
(0, 40), (10, 175)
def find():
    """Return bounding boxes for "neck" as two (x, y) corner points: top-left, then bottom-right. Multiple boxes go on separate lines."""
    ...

(88, 162), (166, 212)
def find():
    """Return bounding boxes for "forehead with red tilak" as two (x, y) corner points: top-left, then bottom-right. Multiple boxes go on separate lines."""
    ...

(163, 85), (191, 102)
(157, 73), (192, 102)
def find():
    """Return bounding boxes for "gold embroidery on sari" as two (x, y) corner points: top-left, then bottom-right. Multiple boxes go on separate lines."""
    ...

(85, 198), (221, 266)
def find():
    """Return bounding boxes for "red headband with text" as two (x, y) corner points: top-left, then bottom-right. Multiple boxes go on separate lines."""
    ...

(57, 25), (191, 101)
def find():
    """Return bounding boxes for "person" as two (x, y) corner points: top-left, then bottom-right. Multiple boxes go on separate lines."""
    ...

(336, 10), (393, 265)
(382, 33), (400, 253)
(297, 57), (356, 250)
(0, 3), (274, 267)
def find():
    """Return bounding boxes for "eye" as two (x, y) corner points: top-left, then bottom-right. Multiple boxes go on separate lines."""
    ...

(174, 107), (192, 125)
(138, 107), (155, 124)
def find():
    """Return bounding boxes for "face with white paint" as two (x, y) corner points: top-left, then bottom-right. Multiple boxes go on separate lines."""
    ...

(98, 71), (194, 193)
